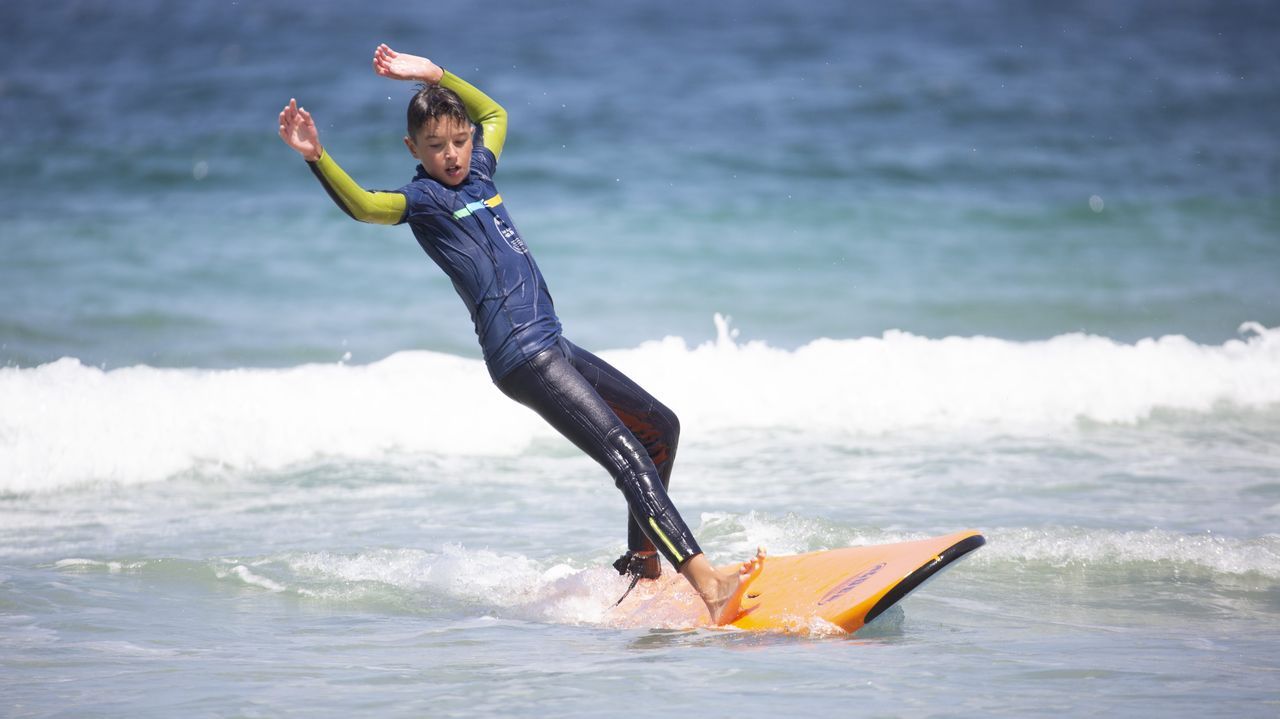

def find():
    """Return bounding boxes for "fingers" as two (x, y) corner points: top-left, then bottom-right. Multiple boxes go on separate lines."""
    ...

(279, 98), (298, 123)
(278, 99), (298, 129)
(277, 98), (316, 142)
(372, 43), (396, 76)
(278, 100), (295, 140)
(280, 99), (313, 125)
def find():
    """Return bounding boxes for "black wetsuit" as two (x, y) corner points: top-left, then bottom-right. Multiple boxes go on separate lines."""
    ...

(497, 338), (696, 573)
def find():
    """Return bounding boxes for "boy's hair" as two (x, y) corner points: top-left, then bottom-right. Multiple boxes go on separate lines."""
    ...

(407, 84), (471, 137)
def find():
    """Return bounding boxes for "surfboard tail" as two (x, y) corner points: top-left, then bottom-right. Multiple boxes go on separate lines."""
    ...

(863, 532), (986, 624)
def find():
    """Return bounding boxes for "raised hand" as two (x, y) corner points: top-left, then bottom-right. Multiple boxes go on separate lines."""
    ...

(372, 43), (444, 84)
(278, 98), (322, 162)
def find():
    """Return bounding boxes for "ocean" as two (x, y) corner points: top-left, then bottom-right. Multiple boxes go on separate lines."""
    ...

(2, 0), (1278, 716)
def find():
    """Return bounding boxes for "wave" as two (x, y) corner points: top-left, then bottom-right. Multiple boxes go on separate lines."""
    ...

(694, 513), (1280, 580)
(3, 318), (1278, 492)
(974, 526), (1280, 579)
(50, 523), (1279, 634)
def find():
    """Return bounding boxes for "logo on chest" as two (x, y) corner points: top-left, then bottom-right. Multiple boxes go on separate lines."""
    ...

(450, 194), (526, 254)
(493, 215), (528, 254)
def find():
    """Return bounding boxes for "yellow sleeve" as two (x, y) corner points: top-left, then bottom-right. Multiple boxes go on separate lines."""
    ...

(440, 70), (508, 160)
(308, 148), (407, 225)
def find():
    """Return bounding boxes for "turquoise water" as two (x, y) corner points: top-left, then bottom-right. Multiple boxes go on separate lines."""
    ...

(2, 1), (1279, 716)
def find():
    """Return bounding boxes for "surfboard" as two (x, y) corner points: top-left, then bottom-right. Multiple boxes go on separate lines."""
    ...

(610, 529), (985, 633)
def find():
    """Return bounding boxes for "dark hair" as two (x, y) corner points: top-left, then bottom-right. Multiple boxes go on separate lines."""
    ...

(406, 84), (471, 137)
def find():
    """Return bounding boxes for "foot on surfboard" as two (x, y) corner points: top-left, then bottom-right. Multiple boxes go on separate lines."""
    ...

(706, 547), (767, 625)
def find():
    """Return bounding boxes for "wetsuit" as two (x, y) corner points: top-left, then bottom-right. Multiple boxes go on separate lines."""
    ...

(304, 71), (700, 575)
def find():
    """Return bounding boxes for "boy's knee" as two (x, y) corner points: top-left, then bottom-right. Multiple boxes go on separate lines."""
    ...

(604, 428), (664, 492)
(658, 406), (680, 449)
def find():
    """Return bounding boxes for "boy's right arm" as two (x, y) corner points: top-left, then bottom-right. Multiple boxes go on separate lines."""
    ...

(278, 98), (406, 225)
(307, 150), (406, 225)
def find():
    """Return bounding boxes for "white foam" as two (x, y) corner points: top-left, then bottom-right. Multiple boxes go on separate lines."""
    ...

(708, 514), (1280, 581)
(53, 558), (142, 573)
(978, 527), (1280, 579)
(280, 545), (630, 624)
(0, 350), (539, 492)
(285, 545), (547, 607)
(218, 564), (288, 593)
(3, 319), (1278, 492)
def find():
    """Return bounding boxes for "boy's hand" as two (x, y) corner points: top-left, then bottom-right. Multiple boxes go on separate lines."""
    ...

(278, 98), (322, 162)
(373, 43), (444, 84)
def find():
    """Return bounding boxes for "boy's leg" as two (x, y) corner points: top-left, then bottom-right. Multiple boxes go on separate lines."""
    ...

(561, 340), (681, 578)
(496, 342), (700, 573)
(498, 340), (764, 625)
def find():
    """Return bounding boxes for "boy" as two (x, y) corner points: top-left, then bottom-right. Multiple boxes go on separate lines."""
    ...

(278, 44), (762, 624)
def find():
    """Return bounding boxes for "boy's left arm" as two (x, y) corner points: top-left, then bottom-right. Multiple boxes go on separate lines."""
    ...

(439, 71), (507, 161)
(373, 44), (508, 160)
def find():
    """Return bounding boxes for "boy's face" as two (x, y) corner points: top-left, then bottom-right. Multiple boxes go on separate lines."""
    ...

(404, 117), (474, 186)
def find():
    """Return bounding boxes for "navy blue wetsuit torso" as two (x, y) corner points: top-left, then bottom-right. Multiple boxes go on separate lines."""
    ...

(396, 134), (562, 381)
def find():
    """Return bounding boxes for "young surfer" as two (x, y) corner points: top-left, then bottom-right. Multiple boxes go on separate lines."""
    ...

(277, 44), (763, 624)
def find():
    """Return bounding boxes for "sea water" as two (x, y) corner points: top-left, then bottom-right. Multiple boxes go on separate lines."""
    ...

(2, 1), (1278, 716)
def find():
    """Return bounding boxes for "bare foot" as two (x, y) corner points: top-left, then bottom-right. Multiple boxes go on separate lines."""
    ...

(681, 547), (767, 625)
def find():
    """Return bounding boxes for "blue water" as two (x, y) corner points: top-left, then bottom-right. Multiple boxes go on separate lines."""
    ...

(2, 1), (1279, 716)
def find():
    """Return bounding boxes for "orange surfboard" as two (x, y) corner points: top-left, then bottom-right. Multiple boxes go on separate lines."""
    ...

(611, 530), (985, 633)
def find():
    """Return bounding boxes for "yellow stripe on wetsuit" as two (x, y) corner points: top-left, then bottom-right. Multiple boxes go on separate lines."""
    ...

(649, 517), (685, 564)
(452, 194), (503, 219)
